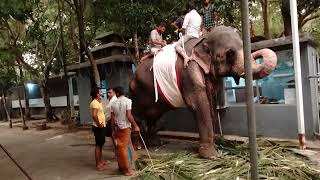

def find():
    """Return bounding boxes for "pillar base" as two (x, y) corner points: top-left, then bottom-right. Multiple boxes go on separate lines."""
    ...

(298, 133), (306, 150)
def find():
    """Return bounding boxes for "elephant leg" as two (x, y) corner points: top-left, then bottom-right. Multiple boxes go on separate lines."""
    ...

(187, 91), (219, 159)
(132, 102), (167, 146)
(181, 62), (219, 159)
(144, 110), (166, 146)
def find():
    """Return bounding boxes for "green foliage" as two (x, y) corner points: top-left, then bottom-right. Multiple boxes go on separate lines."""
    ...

(0, 50), (18, 91)
(297, 0), (320, 15)
(0, 0), (318, 87)
(94, 0), (244, 44)
(251, 1), (283, 38)
(214, 0), (241, 29)
(0, 0), (35, 23)
(304, 18), (320, 52)
(24, 0), (64, 79)
(94, 0), (187, 44)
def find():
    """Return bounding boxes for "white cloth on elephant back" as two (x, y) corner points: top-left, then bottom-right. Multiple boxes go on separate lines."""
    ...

(152, 43), (186, 107)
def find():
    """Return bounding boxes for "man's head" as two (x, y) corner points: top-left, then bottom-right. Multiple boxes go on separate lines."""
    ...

(186, 2), (195, 11)
(114, 86), (125, 97)
(202, 0), (210, 6)
(107, 88), (116, 100)
(156, 23), (166, 33)
(90, 86), (103, 100)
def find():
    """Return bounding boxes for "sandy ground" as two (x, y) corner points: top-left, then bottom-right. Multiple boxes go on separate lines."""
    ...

(0, 120), (128, 180)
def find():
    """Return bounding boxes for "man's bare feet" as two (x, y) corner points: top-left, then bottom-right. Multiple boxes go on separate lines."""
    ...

(101, 160), (109, 165)
(124, 170), (135, 176)
(96, 163), (107, 171)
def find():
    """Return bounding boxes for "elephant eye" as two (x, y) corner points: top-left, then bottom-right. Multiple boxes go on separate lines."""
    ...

(203, 44), (210, 53)
(226, 48), (236, 65)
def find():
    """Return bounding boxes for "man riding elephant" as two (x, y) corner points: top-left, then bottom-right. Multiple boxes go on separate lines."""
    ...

(130, 26), (277, 159)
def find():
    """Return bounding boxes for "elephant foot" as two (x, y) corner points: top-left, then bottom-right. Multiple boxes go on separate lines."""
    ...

(199, 143), (219, 159)
(145, 135), (167, 147)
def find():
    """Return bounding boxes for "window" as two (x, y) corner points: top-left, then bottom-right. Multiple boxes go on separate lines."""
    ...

(225, 49), (295, 104)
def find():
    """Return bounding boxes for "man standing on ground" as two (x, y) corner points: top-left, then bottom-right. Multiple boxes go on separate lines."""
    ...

(106, 88), (117, 121)
(199, 0), (219, 35)
(90, 87), (107, 171)
(111, 86), (140, 176)
(105, 88), (117, 136)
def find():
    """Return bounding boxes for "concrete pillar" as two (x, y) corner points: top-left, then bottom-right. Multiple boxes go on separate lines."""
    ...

(68, 76), (75, 114)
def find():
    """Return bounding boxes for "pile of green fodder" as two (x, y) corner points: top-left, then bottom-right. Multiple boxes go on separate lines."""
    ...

(133, 139), (320, 180)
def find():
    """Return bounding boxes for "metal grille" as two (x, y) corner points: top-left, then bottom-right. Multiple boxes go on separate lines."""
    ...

(309, 51), (320, 136)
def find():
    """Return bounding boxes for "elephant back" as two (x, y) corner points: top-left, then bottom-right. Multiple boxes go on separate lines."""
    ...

(184, 38), (205, 56)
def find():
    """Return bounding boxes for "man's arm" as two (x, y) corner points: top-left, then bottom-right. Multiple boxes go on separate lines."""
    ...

(151, 39), (164, 46)
(211, 3), (219, 25)
(126, 110), (140, 132)
(171, 21), (179, 30)
(180, 28), (186, 35)
(111, 112), (115, 137)
(92, 108), (103, 128)
(150, 30), (165, 47)
(181, 13), (190, 35)
(214, 11), (219, 25)
(201, 16), (204, 30)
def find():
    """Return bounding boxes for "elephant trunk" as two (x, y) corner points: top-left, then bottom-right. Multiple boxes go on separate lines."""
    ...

(251, 48), (277, 79)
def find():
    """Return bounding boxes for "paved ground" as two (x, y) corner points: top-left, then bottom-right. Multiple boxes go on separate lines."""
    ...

(0, 120), (128, 180)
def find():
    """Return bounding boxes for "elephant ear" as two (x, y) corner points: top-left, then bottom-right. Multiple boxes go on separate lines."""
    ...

(191, 39), (212, 74)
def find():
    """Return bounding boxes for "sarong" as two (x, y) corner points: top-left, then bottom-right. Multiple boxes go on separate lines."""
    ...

(114, 128), (137, 172)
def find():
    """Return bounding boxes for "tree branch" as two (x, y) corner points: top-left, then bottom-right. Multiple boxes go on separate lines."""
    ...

(301, 13), (320, 27)
(44, 36), (61, 76)
(44, 14), (60, 40)
(16, 55), (37, 75)
(299, 10), (314, 25)
(65, 0), (76, 12)
(3, 20), (16, 41)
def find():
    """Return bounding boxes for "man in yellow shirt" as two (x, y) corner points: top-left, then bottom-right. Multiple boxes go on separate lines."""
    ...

(90, 87), (107, 171)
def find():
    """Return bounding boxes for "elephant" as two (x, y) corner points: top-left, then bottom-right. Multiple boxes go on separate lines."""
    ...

(129, 26), (277, 159)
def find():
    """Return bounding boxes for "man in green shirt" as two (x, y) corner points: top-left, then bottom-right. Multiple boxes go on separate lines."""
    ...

(199, 0), (219, 34)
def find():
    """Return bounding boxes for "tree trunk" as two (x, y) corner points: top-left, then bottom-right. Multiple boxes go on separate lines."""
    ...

(69, 17), (79, 55)
(250, 19), (255, 37)
(261, 0), (271, 39)
(131, 0), (140, 65)
(17, 89), (25, 124)
(281, 0), (291, 36)
(17, 89), (28, 129)
(16, 59), (28, 129)
(81, 38), (100, 87)
(16, 54), (31, 120)
(2, 92), (11, 128)
(134, 32), (139, 62)
(40, 80), (56, 122)
(74, 0), (100, 87)
(75, 0), (85, 63)
(23, 84), (31, 120)
(58, 0), (71, 124)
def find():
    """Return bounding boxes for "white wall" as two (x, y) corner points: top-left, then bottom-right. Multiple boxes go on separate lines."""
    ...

(12, 95), (79, 108)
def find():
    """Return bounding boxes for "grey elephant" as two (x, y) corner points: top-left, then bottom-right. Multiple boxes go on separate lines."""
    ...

(130, 26), (277, 159)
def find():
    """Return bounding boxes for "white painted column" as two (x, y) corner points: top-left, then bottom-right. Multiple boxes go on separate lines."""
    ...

(290, 0), (306, 149)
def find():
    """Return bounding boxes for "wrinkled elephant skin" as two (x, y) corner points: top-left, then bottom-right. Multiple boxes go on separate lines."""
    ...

(130, 26), (277, 159)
